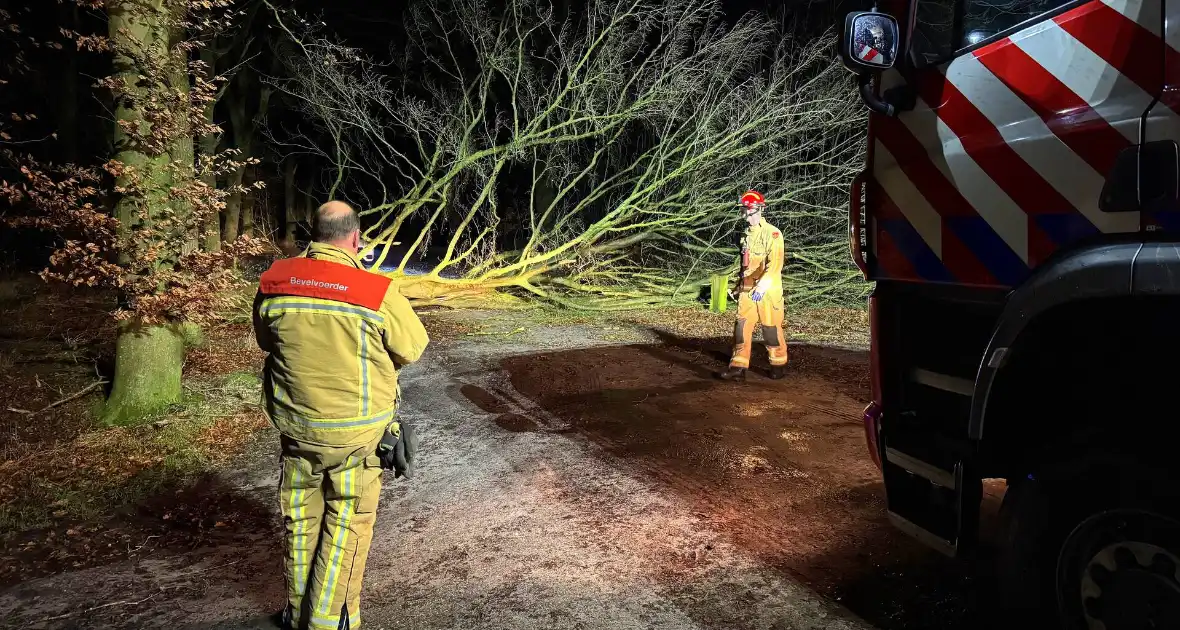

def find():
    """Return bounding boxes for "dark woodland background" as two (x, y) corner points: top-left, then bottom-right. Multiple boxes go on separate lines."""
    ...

(0, 0), (862, 272)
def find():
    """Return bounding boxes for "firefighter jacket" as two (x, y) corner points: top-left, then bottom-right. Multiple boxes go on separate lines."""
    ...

(739, 219), (786, 293)
(253, 242), (430, 447)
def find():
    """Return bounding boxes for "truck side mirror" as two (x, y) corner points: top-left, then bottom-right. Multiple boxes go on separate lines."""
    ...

(840, 12), (908, 117)
(840, 12), (900, 74)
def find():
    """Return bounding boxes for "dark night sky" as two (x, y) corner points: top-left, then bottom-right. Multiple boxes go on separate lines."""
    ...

(292, 0), (863, 54)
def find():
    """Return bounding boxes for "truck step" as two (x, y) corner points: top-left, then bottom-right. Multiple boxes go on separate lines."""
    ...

(885, 447), (957, 489)
(888, 511), (957, 557)
(880, 436), (979, 559)
(910, 368), (973, 396)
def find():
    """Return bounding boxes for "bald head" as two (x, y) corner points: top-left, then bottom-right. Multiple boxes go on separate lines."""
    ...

(312, 201), (361, 252)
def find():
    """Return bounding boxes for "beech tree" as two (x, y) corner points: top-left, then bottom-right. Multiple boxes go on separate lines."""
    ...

(269, 0), (866, 308)
(2, 0), (268, 424)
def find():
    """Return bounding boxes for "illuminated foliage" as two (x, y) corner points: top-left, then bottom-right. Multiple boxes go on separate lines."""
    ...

(269, 0), (866, 308)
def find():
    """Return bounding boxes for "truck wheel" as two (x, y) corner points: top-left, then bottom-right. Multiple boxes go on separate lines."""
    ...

(997, 473), (1180, 629)
(995, 475), (1062, 624)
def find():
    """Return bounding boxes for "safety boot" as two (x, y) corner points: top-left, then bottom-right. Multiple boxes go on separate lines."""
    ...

(256, 608), (293, 630)
(277, 605), (297, 630)
(715, 366), (747, 381)
(769, 365), (787, 380)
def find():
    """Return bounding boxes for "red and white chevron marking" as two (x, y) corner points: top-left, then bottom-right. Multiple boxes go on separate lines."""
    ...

(870, 0), (1175, 285)
(859, 45), (887, 64)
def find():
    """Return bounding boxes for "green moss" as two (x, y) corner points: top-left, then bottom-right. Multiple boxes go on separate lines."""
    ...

(222, 370), (260, 388)
(178, 322), (205, 349)
(100, 322), (186, 426)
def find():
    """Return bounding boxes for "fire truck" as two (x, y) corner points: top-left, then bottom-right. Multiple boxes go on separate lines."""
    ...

(839, 0), (1180, 626)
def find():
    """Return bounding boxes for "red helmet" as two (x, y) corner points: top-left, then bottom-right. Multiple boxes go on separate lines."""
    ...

(740, 190), (766, 209)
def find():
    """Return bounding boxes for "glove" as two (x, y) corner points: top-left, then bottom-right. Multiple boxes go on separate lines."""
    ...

(751, 279), (770, 302)
(376, 420), (418, 479)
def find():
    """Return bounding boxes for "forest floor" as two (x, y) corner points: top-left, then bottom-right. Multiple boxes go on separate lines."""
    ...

(0, 274), (1004, 630)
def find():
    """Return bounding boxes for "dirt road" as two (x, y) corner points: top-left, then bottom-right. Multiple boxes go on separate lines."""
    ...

(0, 309), (983, 629)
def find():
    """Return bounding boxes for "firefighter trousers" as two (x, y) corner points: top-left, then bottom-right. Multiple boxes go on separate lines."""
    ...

(729, 289), (788, 369)
(279, 432), (385, 630)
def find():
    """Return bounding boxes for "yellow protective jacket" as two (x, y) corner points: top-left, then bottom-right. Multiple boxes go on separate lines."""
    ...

(253, 243), (430, 447)
(739, 219), (785, 293)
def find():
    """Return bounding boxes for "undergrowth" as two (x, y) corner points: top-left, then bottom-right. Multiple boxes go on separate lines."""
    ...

(0, 276), (268, 540)
(0, 370), (267, 533)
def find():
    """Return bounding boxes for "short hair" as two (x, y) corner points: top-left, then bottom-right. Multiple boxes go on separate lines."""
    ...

(312, 201), (360, 243)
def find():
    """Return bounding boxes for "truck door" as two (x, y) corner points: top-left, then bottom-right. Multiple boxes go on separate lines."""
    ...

(871, 0), (1163, 289)
(1141, 0), (1180, 234)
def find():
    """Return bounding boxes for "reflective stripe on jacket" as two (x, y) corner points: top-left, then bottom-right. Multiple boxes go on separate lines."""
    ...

(253, 243), (430, 447)
(740, 219), (785, 293)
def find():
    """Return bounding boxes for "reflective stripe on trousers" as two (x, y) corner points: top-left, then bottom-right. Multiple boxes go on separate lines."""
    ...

(279, 433), (384, 629)
(729, 290), (788, 368)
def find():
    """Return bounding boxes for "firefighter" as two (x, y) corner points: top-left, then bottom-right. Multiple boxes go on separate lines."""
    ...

(253, 201), (429, 630)
(716, 190), (788, 381)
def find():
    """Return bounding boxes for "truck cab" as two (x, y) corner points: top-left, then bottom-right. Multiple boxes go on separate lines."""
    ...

(841, 0), (1180, 626)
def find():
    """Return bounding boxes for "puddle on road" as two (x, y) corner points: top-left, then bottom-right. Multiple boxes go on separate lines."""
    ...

(459, 383), (511, 414)
(459, 382), (543, 433)
(494, 413), (539, 433)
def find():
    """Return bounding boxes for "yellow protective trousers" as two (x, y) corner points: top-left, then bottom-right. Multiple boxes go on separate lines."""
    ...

(729, 289), (788, 369)
(279, 433), (384, 630)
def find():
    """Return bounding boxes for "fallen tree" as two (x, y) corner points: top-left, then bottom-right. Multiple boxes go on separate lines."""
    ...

(268, 0), (867, 309)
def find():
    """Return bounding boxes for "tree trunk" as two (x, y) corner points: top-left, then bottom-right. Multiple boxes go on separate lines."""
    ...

(282, 157), (298, 250)
(302, 188), (316, 230)
(241, 172), (256, 237)
(173, 132), (198, 254)
(102, 321), (186, 425)
(282, 222), (297, 252)
(223, 165), (245, 242)
(530, 175), (557, 248)
(200, 130), (223, 251)
(222, 81), (251, 244)
(168, 23), (198, 255)
(109, 0), (172, 264)
(105, 0), (187, 422)
(199, 45), (222, 252)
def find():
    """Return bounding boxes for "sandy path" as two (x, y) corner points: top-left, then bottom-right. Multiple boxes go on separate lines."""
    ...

(0, 312), (873, 630)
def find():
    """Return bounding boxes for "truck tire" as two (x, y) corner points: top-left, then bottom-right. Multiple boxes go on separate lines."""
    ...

(995, 475), (1063, 625)
(996, 467), (1180, 629)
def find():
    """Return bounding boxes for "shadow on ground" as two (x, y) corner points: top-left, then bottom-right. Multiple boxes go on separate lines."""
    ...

(469, 331), (1002, 630)
(0, 470), (285, 628)
(1, 470), (282, 586)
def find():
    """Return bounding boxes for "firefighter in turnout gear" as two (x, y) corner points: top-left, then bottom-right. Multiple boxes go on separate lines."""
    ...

(717, 190), (788, 381)
(253, 201), (429, 630)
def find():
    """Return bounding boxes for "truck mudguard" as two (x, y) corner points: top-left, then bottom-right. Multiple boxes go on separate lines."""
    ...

(968, 242), (1180, 439)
